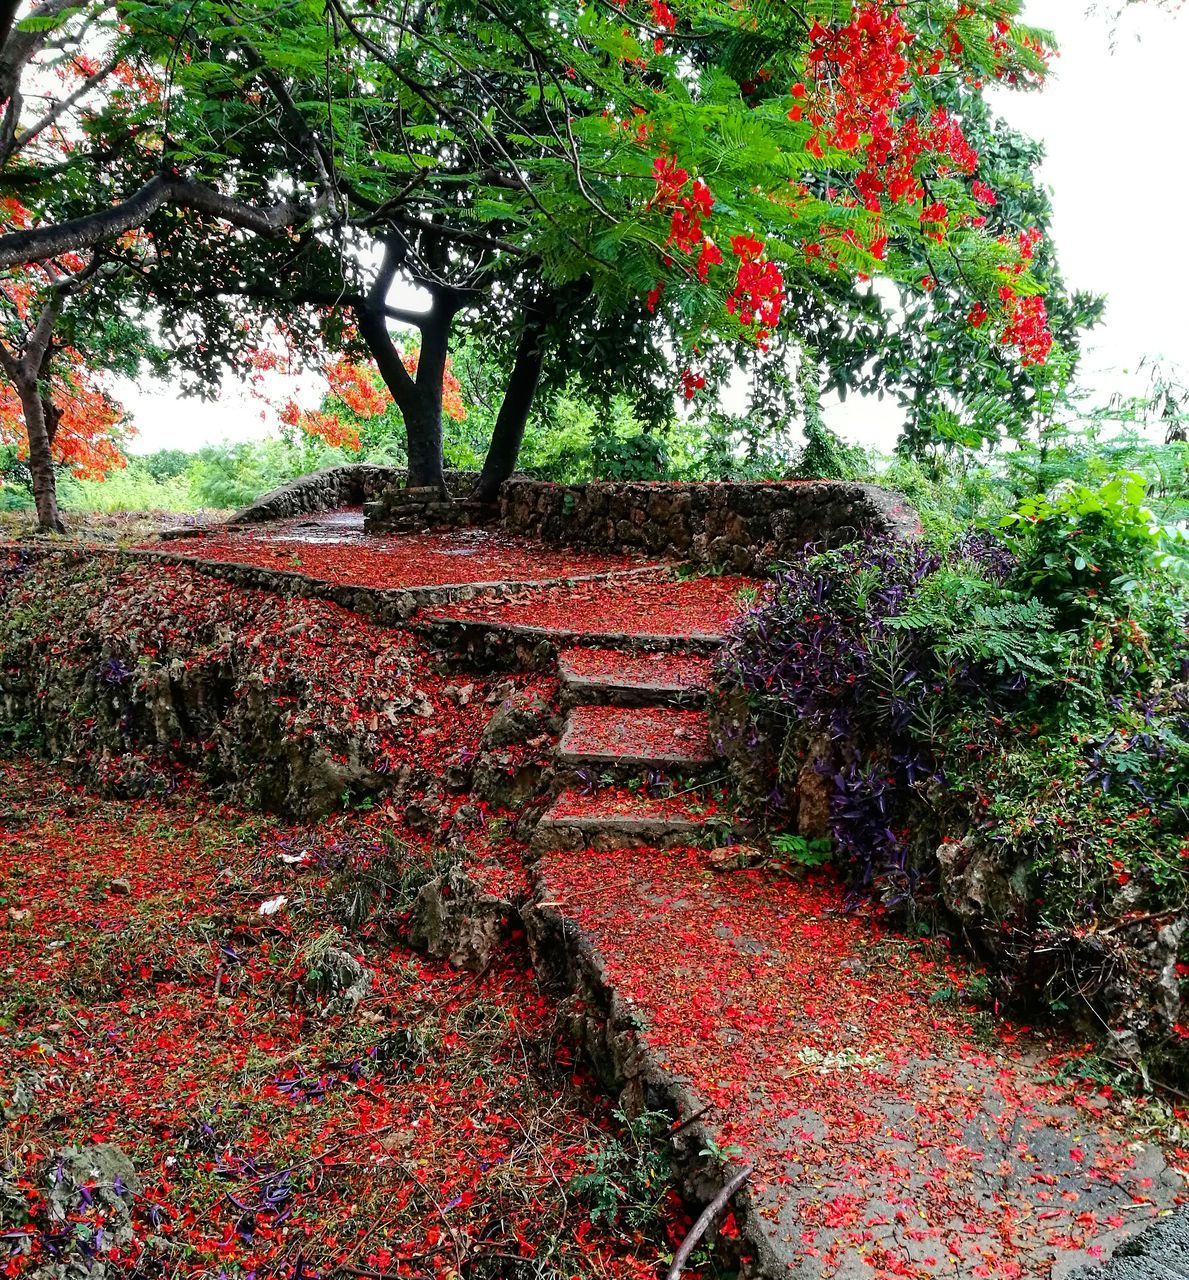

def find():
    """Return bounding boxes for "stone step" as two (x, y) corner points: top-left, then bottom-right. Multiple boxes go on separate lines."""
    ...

(533, 785), (738, 852)
(558, 646), (711, 708)
(555, 705), (715, 772)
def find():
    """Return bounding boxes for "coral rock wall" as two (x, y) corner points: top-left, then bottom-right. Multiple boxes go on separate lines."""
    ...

(498, 478), (921, 573)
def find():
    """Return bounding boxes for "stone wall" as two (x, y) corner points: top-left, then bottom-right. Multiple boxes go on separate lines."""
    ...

(499, 479), (920, 573)
(229, 464), (402, 525)
(364, 476), (491, 533)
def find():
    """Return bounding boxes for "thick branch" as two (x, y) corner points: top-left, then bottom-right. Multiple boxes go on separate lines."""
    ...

(0, 0), (21, 65)
(0, 173), (320, 269)
(356, 303), (417, 407)
(0, 329), (17, 380)
(472, 307), (550, 503)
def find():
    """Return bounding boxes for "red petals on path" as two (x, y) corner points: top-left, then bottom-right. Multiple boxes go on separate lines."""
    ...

(154, 518), (652, 591)
(558, 705), (714, 765)
(560, 646), (712, 691)
(430, 573), (755, 640)
(536, 843), (1185, 1278)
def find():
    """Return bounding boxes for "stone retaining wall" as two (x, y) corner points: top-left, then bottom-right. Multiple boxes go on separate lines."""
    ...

(499, 479), (920, 573)
(230, 466), (480, 525)
(364, 482), (492, 533)
(229, 464), (401, 524)
(230, 471), (920, 571)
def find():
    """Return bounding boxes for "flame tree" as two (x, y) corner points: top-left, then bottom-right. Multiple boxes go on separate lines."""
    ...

(2, 1), (1095, 500)
(0, 2), (165, 528)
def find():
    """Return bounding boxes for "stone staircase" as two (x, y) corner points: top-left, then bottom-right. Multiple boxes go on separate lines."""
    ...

(534, 644), (741, 853)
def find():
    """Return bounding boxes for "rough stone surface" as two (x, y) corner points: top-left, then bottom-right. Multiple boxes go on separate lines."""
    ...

(309, 945), (373, 1016)
(501, 478), (921, 573)
(481, 689), (558, 749)
(409, 864), (513, 971)
(16, 1143), (144, 1275)
(1071, 1209), (1189, 1278)
(366, 483), (495, 534)
(936, 832), (1031, 928)
(230, 466), (480, 527)
(228, 464), (402, 525)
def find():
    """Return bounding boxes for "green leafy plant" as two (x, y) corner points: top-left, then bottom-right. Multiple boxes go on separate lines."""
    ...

(1002, 472), (1174, 624)
(569, 1109), (674, 1230)
(771, 833), (835, 869)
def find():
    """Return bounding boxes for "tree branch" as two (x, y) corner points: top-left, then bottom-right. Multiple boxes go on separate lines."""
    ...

(0, 328), (18, 379)
(664, 1165), (752, 1280)
(3, 52), (118, 164)
(0, 173), (323, 269)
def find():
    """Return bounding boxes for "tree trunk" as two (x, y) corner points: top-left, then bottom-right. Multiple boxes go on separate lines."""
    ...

(403, 396), (446, 491)
(356, 301), (447, 494)
(472, 316), (548, 505)
(19, 378), (63, 532)
(409, 304), (451, 493)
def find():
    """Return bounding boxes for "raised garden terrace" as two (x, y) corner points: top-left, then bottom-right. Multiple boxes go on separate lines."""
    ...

(1, 495), (1186, 1280)
(151, 510), (659, 593)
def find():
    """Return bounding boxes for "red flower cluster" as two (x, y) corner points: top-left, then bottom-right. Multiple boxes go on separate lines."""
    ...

(649, 0), (675, 31)
(651, 156), (723, 286)
(679, 366), (706, 400)
(727, 235), (784, 344)
(998, 289), (1053, 366)
(650, 153), (688, 207)
(326, 358), (389, 417)
(796, 8), (981, 215)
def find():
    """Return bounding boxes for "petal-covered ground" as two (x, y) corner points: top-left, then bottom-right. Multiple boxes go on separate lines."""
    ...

(0, 552), (555, 810)
(0, 763), (692, 1279)
(428, 574), (756, 641)
(557, 706), (715, 767)
(6, 529), (1187, 1280)
(151, 516), (660, 591)
(535, 843), (1188, 1280)
(560, 647), (713, 694)
(546, 785), (731, 825)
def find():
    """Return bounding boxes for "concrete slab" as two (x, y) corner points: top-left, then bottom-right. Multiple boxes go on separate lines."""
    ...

(556, 706), (716, 770)
(559, 646), (712, 708)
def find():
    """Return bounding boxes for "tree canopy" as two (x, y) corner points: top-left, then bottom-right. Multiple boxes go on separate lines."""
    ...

(0, 0), (1092, 522)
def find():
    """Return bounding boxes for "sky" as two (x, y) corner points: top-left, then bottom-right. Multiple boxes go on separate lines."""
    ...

(119, 0), (1189, 456)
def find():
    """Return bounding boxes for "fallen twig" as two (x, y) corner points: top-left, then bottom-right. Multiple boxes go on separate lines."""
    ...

(665, 1163), (753, 1280)
(669, 1103), (713, 1136)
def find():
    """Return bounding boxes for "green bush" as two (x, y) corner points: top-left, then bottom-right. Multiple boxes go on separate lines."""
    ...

(61, 465), (195, 513)
(721, 468), (1188, 1053)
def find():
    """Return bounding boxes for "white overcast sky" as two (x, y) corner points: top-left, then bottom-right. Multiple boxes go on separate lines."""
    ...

(120, 0), (1189, 455)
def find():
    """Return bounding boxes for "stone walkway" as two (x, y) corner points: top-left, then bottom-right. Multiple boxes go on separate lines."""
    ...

(151, 512), (661, 591)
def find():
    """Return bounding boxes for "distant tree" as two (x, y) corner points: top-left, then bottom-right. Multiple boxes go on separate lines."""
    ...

(0, 251), (140, 528)
(0, 3), (161, 527)
(140, 447), (192, 482)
